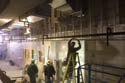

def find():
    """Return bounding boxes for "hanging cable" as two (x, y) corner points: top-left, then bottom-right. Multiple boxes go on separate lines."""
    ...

(80, 11), (83, 35)
(89, 0), (92, 39)
(106, 27), (112, 46)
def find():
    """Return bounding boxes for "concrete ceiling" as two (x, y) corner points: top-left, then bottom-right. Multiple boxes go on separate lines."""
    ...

(0, 0), (46, 25)
(0, 0), (73, 38)
(0, 0), (72, 24)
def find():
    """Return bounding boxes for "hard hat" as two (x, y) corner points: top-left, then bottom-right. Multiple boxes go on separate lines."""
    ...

(31, 59), (35, 63)
(47, 60), (51, 64)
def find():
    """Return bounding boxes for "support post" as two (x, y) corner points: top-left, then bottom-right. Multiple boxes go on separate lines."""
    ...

(117, 74), (125, 83)
(88, 64), (91, 83)
(42, 35), (44, 45)
(117, 77), (122, 83)
(77, 66), (80, 83)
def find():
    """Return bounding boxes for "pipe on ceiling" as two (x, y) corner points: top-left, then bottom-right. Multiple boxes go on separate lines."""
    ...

(45, 31), (125, 39)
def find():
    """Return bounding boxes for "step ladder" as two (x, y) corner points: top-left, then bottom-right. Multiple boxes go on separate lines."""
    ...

(62, 53), (84, 83)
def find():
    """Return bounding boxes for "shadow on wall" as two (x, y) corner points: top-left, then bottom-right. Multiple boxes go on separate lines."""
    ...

(86, 40), (119, 64)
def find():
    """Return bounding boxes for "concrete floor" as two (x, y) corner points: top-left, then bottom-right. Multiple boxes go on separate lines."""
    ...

(0, 60), (23, 83)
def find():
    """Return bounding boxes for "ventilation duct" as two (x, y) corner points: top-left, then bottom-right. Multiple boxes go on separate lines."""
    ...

(33, 3), (52, 17)
(19, 1), (52, 21)
(66, 0), (88, 13)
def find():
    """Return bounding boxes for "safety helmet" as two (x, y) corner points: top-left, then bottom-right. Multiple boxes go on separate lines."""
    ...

(31, 59), (35, 63)
(46, 60), (51, 64)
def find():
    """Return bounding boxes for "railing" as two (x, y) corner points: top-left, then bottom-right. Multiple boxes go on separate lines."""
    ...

(76, 64), (125, 83)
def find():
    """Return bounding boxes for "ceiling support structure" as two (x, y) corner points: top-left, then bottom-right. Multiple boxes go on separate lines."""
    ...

(0, 20), (14, 29)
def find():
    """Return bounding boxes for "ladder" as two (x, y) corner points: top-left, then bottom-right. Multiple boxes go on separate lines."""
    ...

(62, 53), (84, 83)
(0, 69), (13, 83)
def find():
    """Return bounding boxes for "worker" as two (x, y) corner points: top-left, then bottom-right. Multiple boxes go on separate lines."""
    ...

(44, 60), (55, 83)
(27, 60), (38, 83)
(65, 38), (81, 78)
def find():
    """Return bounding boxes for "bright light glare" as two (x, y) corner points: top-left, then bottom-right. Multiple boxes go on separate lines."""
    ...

(0, 35), (3, 42)
(0, 19), (12, 23)
(27, 37), (37, 40)
(27, 16), (32, 22)
(24, 28), (31, 35)
(22, 18), (27, 22)
(5, 37), (9, 41)
(9, 42), (19, 48)
(0, 31), (4, 34)
(27, 15), (44, 23)
(62, 45), (66, 49)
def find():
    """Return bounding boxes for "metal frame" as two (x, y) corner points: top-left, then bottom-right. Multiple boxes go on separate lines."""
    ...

(76, 64), (125, 83)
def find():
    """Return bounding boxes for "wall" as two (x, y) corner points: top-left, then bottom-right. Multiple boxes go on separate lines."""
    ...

(85, 40), (125, 83)
(6, 39), (125, 83)
(22, 39), (85, 82)
(5, 40), (85, 82)
(49, 40), (85, 82)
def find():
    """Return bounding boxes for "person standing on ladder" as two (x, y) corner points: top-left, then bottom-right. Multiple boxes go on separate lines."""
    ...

(64, 38), (81, 78)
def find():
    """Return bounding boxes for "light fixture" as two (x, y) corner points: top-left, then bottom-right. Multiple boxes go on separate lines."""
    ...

(27, 37), (37, 40)
(19, 15), (44, 23)
(24, 28), (31, 35)
(77, 14), (85, 17)
(27, 15), (44, 23)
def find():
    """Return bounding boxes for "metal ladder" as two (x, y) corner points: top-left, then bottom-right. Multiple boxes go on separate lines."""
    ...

(62, 53), (84, 83)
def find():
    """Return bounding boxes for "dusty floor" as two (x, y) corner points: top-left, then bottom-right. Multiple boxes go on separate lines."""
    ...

(0, 60), (23, 82)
